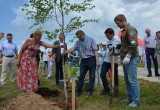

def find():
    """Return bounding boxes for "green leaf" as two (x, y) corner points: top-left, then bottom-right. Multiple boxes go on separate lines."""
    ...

(22, 0), (99, 42)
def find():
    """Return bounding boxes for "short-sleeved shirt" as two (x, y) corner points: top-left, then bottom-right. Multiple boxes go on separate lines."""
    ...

(104, 37), (121, 64)
(0, 41), (18, 56)
(73, 35), (98, 59)
(120, 23), (139, 59)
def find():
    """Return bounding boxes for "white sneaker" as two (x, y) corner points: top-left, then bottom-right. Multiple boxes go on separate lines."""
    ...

(47, 76), (51, 79)
(128, 102), (140, 108)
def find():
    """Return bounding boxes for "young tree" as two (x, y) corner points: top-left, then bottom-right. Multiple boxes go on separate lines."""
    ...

(22, 0), (99, 41)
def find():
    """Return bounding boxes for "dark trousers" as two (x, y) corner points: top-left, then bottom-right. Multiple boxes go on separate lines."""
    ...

(145, 48), (159, 76)
(100, 62), (118, 92)
(55, 56), (63, 84)
(76, 56), (96, 93)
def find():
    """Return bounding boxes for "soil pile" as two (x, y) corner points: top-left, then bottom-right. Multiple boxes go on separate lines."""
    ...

(0, 92), (62, 110)
(0, 87), (80, 110)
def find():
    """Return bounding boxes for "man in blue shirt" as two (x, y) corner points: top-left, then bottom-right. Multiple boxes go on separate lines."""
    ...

(0, 33), (18, 85)
(63, 30), (100, 96)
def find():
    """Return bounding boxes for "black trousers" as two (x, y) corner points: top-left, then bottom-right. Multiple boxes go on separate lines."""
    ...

(100, 62), (119, 92)
(145, 48), (159, 76)
(55, 56), (64, 84)
(76, 56), (96, 93)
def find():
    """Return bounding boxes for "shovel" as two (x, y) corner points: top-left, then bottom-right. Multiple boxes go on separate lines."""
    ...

(109, 48), (115, 105)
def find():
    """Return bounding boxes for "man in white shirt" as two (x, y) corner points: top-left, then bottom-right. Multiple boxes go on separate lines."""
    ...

(142, 28), (159, 77)
(100, 28), (120, 96)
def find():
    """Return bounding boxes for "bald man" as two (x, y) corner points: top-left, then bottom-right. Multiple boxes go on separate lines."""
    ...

(142, 28), (160, 77)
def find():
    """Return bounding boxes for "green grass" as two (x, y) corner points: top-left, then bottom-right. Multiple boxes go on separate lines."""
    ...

(0, 63), (160, 110)
(77, 79), (160, 110)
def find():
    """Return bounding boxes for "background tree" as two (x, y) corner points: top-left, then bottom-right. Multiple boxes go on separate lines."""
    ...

(22, 0), (99, 42)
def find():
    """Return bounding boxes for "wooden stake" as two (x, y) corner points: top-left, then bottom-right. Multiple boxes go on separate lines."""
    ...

(72, 77), (75, 110)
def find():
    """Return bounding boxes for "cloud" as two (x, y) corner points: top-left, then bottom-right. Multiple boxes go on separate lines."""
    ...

(11, 6), (38, 33)
(85, 0), (160, 41)
(11, 0), (160, 50)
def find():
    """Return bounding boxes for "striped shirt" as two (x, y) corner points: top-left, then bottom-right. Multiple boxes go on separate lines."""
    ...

(73, 35), (98, 59)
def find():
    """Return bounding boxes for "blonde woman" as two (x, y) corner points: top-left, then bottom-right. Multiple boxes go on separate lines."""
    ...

(17, 30), (63, 92)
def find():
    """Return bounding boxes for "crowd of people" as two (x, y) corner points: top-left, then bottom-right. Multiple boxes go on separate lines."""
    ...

(0, 14), (160, 108)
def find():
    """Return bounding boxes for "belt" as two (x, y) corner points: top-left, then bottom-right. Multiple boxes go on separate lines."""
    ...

(81, 56), (95, 60)
(5, 55), (14, 58)
(146, 48), (155, 50)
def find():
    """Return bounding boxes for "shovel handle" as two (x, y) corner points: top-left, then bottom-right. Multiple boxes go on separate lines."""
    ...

(111, 55), (114, 87)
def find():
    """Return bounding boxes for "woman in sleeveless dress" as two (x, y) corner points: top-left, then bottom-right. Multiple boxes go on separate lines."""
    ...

(17, 30), (63, 92)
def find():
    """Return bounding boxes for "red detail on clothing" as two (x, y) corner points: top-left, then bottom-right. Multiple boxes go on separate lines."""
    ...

(118, 30), (143, 47)
(108, 69), (112, 80)
(17, 39), (41, 92)
(131, 36), (136, 40)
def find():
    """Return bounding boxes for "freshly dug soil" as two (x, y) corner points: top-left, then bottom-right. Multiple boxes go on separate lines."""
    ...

(0, 92), (62, 110)
(0, 87), (79, 110)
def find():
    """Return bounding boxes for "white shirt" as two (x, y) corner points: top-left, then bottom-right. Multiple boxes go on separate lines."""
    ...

(42, 48), (49, 61)
(142, 35), (156, 53)
(104, 37), (121, 64)
(59, 41), (64, 54)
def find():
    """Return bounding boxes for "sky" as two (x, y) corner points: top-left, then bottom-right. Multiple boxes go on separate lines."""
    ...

(0, 0), (160, 54)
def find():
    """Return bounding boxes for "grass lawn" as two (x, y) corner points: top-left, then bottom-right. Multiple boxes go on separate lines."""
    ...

(0, 63), (160, 110)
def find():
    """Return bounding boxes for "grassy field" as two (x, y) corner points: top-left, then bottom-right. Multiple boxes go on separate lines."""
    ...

(0, 63), (160, 110)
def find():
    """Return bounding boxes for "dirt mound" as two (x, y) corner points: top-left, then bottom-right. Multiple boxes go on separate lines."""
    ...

(0, 92), (62, 110)
(0, 87), (80, 110)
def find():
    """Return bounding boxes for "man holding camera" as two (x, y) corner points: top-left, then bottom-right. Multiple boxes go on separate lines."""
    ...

(114, 14), (140, 108)
(99, 28), (120, 96)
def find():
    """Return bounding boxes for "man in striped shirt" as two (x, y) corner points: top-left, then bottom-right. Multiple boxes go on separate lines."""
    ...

(64, 30), (100, 96)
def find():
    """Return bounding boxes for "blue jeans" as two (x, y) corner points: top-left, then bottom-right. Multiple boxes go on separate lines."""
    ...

(76, 56), (96, 93)
(42, 61), (48, 70)
(123, 56), (140, 104)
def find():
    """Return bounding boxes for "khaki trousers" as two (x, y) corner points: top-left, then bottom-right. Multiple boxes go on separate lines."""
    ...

(1, 56), (16, 85)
